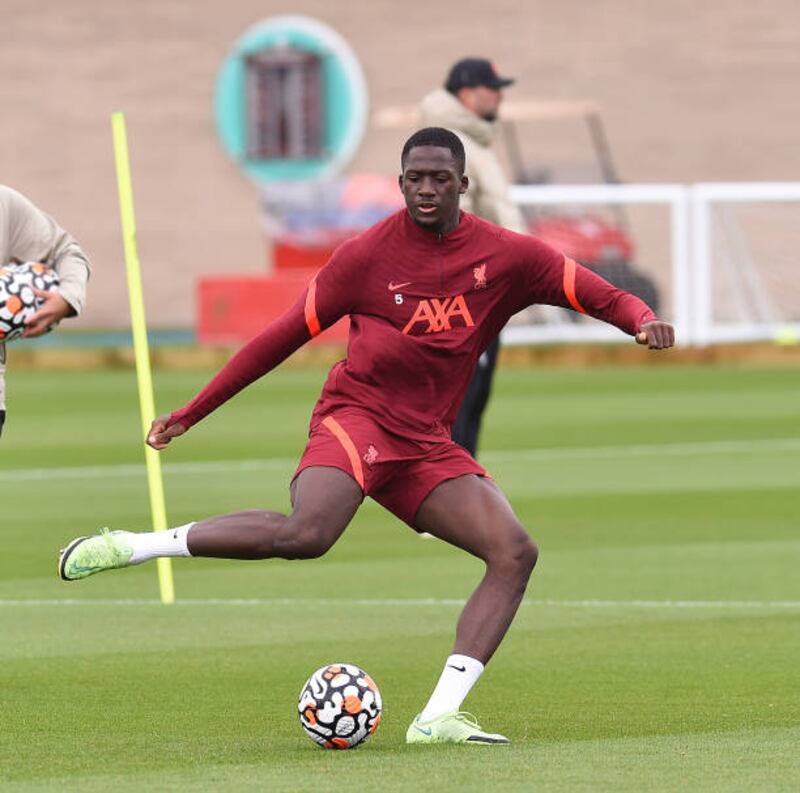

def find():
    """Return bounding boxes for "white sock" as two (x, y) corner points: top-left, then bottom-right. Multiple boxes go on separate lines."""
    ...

(125, 522), (195, 564)
(418, 654), (485, 723)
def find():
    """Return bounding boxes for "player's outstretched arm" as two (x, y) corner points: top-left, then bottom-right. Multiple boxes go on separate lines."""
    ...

(151, 243), (358, 439)
(635, 320), (675, 350)
(147, 414), (187, 450)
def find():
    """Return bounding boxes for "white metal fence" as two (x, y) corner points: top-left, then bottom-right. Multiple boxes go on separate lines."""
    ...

(507, 182), (800, 347)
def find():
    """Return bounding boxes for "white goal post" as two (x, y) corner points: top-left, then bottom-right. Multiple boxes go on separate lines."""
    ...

(506, 182), (800, 347)
(691, 182), (800, 345)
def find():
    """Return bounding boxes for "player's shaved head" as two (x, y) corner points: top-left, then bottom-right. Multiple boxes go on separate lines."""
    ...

(401, 127), (465, 176)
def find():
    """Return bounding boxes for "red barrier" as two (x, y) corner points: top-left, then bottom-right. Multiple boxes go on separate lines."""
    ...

(197, 270), (349, 345)
(273, 242), (336, 270)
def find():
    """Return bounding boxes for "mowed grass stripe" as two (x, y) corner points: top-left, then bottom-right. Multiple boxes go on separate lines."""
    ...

(2, 612), (798, 789)
(1, 435), (799, 481)
(2, 726), (798, 793)
(2, 597), (800, 609)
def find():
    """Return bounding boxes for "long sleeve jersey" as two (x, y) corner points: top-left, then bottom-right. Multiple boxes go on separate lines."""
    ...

(171, 210), (656, 441)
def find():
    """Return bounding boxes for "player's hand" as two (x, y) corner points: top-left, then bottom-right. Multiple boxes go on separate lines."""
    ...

(22, 289), (72, 337)
(635, 320), (675, 350)
(147, 414), (187, 449)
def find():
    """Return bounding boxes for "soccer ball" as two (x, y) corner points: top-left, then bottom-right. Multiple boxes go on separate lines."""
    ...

(0, 262), (60, 342)
(297, 663), (382, 749)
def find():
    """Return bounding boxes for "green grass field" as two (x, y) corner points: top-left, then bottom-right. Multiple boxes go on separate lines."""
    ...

(1, 361), (799, 791)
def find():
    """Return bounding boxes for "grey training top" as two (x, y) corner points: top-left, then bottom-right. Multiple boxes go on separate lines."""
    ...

(0, 185), (91, 410)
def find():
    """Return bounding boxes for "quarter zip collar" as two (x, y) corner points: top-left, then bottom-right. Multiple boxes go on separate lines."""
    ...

(401, 209), (474, 248)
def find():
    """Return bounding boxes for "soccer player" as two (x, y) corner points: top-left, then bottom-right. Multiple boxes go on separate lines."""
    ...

(58, 127), (674, 745)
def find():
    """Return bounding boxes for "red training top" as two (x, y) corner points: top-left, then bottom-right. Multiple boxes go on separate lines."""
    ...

(171, 210), (656, 441)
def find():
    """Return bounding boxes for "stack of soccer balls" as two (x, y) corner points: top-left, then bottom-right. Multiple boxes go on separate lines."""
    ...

(297, 663), (382, 749)
(0, 262), (60, 342)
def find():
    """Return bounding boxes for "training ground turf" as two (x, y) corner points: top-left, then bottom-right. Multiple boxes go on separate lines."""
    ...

(1, 361), (798, 792)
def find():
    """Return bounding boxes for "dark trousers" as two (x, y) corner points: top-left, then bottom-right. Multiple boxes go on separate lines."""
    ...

(0, 410), (5, 438)
(451, 336), (500, 458)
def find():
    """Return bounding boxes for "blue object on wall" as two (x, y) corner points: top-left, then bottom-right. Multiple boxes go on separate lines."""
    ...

(214, 15), (368, 183)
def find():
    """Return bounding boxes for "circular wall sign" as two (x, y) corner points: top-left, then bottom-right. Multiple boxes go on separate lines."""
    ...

(214, 15), (368, 183)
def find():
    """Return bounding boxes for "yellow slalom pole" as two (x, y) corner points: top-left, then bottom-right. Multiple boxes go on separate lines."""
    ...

(111, 111), (175, 605)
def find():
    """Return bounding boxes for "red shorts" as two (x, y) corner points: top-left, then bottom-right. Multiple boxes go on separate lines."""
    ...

(293, 409), (488, 528)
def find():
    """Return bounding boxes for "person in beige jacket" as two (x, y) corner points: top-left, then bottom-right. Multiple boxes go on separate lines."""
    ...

(0, 185), (91, 436)
(420, 58), (524, 456)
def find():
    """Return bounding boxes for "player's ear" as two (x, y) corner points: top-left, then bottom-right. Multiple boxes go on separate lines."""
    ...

(459, 175), (469, 194)
(398, 173), (404, 191)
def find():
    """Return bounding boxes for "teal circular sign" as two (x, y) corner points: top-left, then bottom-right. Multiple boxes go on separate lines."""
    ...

(214, 16), (368, 183)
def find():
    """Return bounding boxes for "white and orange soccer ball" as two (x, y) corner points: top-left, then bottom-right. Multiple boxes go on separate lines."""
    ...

(297, 663), (382, 749)
(0, 262), (60, 342)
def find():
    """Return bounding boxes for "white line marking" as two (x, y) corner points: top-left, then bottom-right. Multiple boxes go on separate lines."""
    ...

(1, 437), (798, 482)
(0, 598), (798, 609)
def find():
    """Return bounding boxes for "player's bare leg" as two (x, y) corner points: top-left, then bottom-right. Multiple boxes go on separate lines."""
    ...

(58, 466), (363, 579)
(407, 474), (536, 744)
(186, 466), (363, 559)
(416, 474), (538, 663)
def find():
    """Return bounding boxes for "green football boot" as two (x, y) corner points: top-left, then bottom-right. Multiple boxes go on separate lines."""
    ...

(406, 711), (510, 745)
(58, 529), (134, 581)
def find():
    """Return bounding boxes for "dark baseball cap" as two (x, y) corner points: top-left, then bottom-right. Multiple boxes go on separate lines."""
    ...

(445, 58), (515, 92)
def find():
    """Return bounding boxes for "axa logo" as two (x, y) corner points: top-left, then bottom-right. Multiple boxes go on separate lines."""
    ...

(402, 295), (475, 335)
